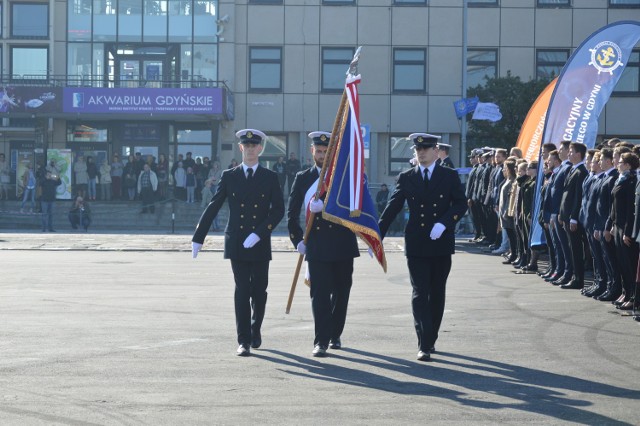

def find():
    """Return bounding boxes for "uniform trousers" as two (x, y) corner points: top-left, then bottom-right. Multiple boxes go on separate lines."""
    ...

(470, 202), (483, 239)
(565, 222), (586, 282)
(585, 229), (607, 286)
(230, 260), (269, 346)
(407, 255), (452, 352)
(551, 220), (571, 277)
(308, 259), (353, 346)
(613, 227), (639, 301)
(601, 235), (621, 293)
(542, 225), (556, 273)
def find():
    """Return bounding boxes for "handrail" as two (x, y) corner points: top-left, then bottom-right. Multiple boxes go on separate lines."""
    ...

(0, 75), (232, 91)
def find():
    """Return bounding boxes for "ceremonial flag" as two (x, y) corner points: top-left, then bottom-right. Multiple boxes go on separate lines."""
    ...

(453, 96), (479, 119)
(515, 78), (557, 162)
(530, 20), (640, 247)
(322, 75), (387, 272)
(472, 102), (502, 122)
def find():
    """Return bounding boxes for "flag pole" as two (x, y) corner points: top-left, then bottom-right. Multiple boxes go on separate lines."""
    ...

(285, 47), (362, 314)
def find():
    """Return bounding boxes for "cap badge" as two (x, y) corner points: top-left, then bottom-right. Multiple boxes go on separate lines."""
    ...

(246, 131), (253, 139)
(417, 136), (424, 142)
(320, 134), (327, 142)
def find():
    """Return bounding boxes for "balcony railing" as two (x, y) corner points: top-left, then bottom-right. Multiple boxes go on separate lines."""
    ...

(2, 74), (230, 91)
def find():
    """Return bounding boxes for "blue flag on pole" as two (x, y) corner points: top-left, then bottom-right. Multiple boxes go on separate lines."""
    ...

(453, 96), (479, 119)
(530, 20), (640, 247)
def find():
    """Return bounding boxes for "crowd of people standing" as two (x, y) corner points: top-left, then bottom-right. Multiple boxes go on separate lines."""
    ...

(467, 138), (640, 323)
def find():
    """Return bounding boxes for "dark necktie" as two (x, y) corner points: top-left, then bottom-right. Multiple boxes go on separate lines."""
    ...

(424, 169), (429, 187)
(247, 168), (253, 180)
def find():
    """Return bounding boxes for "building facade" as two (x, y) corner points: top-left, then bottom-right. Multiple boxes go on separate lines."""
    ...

(0, 0), (639, 189)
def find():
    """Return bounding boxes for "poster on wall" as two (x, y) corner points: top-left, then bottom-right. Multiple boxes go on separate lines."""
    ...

(47, 149), (73, 200)
(15, 151), (34, 198)
(0, 86), (62, 113)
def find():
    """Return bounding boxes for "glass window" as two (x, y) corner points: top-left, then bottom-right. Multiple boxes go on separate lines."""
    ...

(393, 0), (426, 4)
(613, 50), (640, 95)
(93, 0), (117, 42)
(536, 49), (569, 80)
(176, 128), (213, 161)
(469, 0), (498, 5)
(92, 43), (105, 86)
(68, 43), (92, 83)
(249, 0), (283, 4)
(389, 135), (414, 175)
(118, 0), (142, 42)
(143, 0), (168, 42)
(393, 48), (426, 93)
(322, 0), (355, 4)
(12, 3), (49, 38)
(193, 44), (217, 82)
(249, 47), (282, 92)
(11, 47), (48, 79)
(67, 123), (108, 142)
(537, 0), (570, 6)
(193, 0), (217, 42)
(68, 0), (92, 41)
(467, 49), (497, 88)
(610, 0), (640, 6)
(168, 0), (192, 42)
(322, 47), (354, 92)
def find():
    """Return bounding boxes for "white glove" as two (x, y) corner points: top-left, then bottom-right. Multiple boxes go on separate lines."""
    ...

(309, 198), (324, 213)
(430, 223), (446, 240)
(243, 233), (261, 248)
(367, 247), (374, 258)
(192, 242), (202, 259)
(297, 241), (306, 255)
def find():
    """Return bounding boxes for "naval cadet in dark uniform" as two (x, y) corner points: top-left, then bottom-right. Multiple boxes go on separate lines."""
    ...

(378, 133), (467, 362)
(192, 129), (285, 357)
(287, 131), (360, 357)
(436, 142), (455, 169)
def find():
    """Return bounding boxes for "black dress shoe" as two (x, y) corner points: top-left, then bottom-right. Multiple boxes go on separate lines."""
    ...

(633, 315), (640, 322)
(329, 338), (342, 349)
(251, 331), (262, 349)
(588, 286), (607, 298)
(596, 290), (616, 301)
(312, 344), (328, 357)
(236, 344), (250, 357)
(545, 273), (561, 282)
(552, 275), (571, 286)
(417, 350), (431, 361)
(561, 280), (584, 290)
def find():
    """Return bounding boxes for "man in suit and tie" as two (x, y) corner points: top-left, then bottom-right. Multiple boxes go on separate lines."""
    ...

(466, 149), (483, 242)
(594, 147), (622, 301)
(558, 142), (589, 289)
(546, 142), (573, 285)
(191, 129), (285, 357)
(287, 131), (360, 357)
(378, 133), (467, 362)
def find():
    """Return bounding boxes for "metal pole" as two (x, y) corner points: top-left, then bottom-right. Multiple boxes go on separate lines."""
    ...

(461, 0), (468, 167)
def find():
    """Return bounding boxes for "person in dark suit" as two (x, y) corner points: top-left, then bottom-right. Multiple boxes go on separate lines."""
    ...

(581, 151), (608, 297)
(558, 142), (589, 289)
(436, 142), (455, 169)
(287, 131), (360, 357)
(466, 149), (483, 242)
(593, 148), (622, 301)
(378, 133), (467, 362)
(191, 129), (285, 357)
(605, 152), (639, 311)
(545, 143), (573, 285)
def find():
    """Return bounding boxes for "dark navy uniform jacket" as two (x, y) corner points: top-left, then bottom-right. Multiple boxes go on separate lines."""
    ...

(378, 164), (467, 258)
(287, 167), (359, 262)
(594, 168), (619, 232)
(559, 163), (588, 224)
(192, 165), (284, 262)
(606, 172), (637, 237)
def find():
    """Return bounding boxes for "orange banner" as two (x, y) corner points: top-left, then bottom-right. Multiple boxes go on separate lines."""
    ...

(516, 78), (557, 162)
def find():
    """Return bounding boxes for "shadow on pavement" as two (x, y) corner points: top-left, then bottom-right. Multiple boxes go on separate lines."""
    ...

(256, 348), (637, 425)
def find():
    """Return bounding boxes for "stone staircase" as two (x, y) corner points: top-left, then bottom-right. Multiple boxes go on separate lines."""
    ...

(0, 199), (233, 233)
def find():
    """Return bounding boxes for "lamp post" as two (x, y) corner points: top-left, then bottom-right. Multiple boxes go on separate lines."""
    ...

(461, 0), (468, 167)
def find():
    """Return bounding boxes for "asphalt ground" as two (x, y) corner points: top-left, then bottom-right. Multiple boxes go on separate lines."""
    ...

(1, 232), (639, 425)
